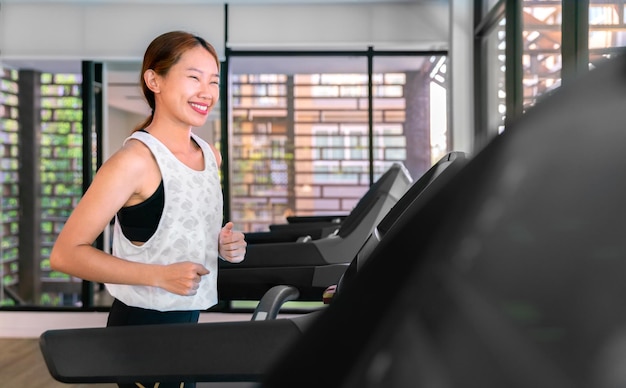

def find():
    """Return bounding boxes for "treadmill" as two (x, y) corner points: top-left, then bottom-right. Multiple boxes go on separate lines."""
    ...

(38, 152), (468, 385)
(245, 212), (347, 245)
(218, 162), (413, 301)
(261, 54), (626, 388)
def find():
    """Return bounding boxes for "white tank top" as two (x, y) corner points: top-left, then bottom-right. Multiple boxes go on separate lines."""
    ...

(106, 131), (223, 311)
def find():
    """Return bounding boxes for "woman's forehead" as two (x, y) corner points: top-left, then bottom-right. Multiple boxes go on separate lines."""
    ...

(176, 46), (219, 74)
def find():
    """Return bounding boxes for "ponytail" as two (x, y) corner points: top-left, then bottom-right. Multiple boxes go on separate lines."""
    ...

(132, 112), (154, 133)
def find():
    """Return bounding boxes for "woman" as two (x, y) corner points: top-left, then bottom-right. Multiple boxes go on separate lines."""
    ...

(50, 31), (246, 388)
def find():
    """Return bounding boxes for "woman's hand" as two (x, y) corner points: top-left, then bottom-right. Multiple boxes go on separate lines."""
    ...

(155, 261), (210, 296)
(218, 222), (247, 263)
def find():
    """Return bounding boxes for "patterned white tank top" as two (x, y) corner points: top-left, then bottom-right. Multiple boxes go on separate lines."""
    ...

(106, 131), (223, 312)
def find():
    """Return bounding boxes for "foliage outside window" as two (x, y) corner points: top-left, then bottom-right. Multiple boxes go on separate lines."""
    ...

(39, 73), (84, 306)
(0, 67), (20, 306)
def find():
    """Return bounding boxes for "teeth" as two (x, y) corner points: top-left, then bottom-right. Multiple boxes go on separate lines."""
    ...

(191, 103), (208, 111)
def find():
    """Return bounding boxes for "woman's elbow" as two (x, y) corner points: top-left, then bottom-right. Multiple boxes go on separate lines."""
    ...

(49, 244), (69, 272)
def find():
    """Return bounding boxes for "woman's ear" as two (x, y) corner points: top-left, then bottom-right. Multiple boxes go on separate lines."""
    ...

(144, 69), (160, 93)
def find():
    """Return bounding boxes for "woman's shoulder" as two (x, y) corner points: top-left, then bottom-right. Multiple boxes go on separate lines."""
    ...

(104, 136), (155, 174)
(120, 136), (153, 159)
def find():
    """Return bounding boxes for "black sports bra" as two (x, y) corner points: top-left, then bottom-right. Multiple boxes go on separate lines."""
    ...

(117, 180), (164, 242)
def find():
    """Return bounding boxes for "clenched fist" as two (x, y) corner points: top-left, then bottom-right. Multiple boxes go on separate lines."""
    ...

(156, 261), (210, 296)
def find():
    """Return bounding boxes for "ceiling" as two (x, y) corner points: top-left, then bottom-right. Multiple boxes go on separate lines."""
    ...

(2, 0), (445, 116)
(0, 0), (435, 3)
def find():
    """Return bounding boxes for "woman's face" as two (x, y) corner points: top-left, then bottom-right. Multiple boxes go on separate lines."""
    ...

(153, 45), (220, 128)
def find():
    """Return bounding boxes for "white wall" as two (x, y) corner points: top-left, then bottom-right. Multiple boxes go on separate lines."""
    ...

(0, 3), (225, 61)
(107, 107), (143, 158)
(0, 311), (252, 338)
(228, 2), (448, 50)
(0, 2), (449, 58)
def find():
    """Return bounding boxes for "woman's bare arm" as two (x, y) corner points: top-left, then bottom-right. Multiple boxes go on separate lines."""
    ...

(50, 140), (208, 296)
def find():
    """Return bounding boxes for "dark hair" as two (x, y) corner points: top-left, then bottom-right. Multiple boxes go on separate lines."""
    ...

(133, 31), (220, 132)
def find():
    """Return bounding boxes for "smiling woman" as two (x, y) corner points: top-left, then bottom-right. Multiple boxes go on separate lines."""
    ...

(47, 31), (247, 388)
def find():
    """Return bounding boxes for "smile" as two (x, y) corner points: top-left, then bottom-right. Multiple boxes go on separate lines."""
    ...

(190, 102), (209, 114)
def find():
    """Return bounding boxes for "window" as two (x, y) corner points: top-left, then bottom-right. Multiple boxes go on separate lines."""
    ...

(374, 55), (449, 176)
(0, 68), (85, 308)
(229, 53), (448, 233)
(0, 67), (20, 307)
(486, 18), (507, 134)
(589, 1), (626, 64)
(39, 73), (84, 306)
(523, 0), (562, 111)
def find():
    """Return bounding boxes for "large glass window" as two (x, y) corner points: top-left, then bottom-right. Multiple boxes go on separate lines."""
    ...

(373, 55), (449, 177)
(229, 57), (370, 232)
(0, 67), (84, 308)
(589, 1), (626, 64)
(475, 0), (507, 143)
(1, 67), (20, 307)
(485, 18), (507, 135)
(523, 0), (562, 111)
(39, 73), (84, 307)
(477, 0), (562, 138)
(229, 54), (448, 233)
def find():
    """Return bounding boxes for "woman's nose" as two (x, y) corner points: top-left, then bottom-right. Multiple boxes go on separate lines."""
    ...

(199, 88), (213, 103)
